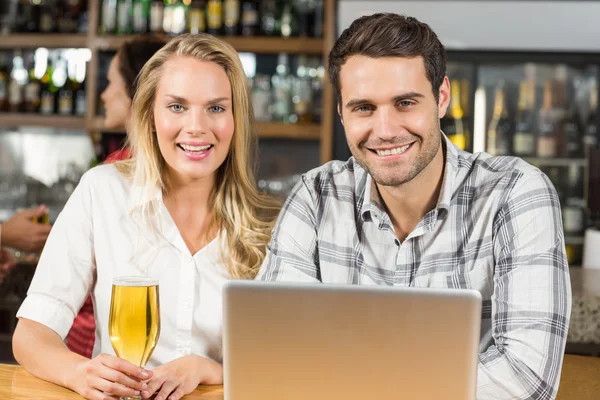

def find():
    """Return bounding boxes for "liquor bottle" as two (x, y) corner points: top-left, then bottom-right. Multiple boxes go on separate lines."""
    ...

(563, 165), (585, 236)
(293, 0), (314, 37)
(260, 0), (278, 36)
(460, 78), (471, 151)
(513, 80), (537, 157)
(188, 0), (206, 34)
(280, 4), (295, 37)
(561, 81), (584, 158)
(118, 0), (134, 34)
(24, 51), (41, 113)
(251, 74), (272, 122)
(101, 0), (118, 34)
(165, 0), (187, 35)
(223, 0), (239, 35)
(0, 53), (9, 112)
(74, 59), (86, 116)
(544, 166), (564, 203)
(30, 0), (42, 32)
(271, 53), (292, 123)
(75, 83), (86, 116)
(162, 0), (173, 34)
(240, 0), (258, 36)
(133, 0), (151, 33)
(486, 82), (512, 156)
(207, 0), (223, 35)
(17, 0), (34, 32)
(584, 79), (598, 148)
(310, 57), (324, 123)
(59, 0), (82, 33)
(8, 51), (26, 113)
(40, 54), (57, 115)
(441, 79), (466, 150)
(58, 58), (75, 115)
(291, 54), (312, 124)
(78, 0), (89, 33)
(149, 0), (164, 33)
(537, 80), (559, 158)
(313, 0), (323, 37)
(39, 0), (57, 33)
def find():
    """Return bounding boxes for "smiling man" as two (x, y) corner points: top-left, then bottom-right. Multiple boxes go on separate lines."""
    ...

(256, 12), (571, 400)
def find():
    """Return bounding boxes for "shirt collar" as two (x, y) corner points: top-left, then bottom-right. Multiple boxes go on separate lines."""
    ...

(358, 163), (383, 224)
(437, 133), (459, 215)
(127, 182), (183, 248)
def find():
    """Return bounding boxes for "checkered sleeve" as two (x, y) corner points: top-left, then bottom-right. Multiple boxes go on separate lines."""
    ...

(256, 178), (321, 283)
(476, 170), (571, 400)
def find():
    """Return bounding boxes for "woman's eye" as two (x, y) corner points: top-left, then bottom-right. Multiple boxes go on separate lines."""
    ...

(170, 104), (184, 112)
(210, 105), (224, 113)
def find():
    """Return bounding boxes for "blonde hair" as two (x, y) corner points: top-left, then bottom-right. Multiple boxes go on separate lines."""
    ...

(116, 33), (280, 279)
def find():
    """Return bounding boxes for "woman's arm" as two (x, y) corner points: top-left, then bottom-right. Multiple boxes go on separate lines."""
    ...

(14, 318), (151, 400)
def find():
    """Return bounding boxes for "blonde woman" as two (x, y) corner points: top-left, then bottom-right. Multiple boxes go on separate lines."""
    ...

(13, 34), (279, 400)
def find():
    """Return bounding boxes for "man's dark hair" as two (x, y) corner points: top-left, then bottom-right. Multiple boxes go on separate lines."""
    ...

(118, 36), (167, 99)
(328, 13), (447, 104)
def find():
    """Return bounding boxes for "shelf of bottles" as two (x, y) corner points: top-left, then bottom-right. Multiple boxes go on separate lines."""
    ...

(92, 0), (328, 137)
(0, 47), (90, 128)
(0, 1), (88, 41)
(97, 0), (324, 47)
(442, 61), (599, 265)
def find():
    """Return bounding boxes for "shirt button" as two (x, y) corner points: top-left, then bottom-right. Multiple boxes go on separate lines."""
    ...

(183, 301), (191, 309)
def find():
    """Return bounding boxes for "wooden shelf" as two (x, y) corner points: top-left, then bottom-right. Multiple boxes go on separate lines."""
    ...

(89, 117), (321, 140)
(0, 34), (88, 49)
(256, 122), (321, 139)
(0, 0), (335, 161)
(0, 113), (86, 130)
(91, 35), (324, 54)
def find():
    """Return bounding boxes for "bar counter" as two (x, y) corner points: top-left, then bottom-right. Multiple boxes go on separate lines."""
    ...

(0, 354), (597, 399)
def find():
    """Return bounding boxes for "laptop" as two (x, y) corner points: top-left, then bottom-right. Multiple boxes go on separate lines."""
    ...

(222, 281), (482, 400)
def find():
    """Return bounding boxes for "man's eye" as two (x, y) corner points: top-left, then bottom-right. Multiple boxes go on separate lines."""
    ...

(354, 105), (373, 113)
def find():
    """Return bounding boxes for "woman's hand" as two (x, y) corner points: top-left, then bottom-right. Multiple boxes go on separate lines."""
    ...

(68, 353), (153, 400)
(141, 355), (223, 400)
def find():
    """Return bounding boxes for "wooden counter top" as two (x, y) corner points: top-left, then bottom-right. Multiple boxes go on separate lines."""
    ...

(0, 354), (596, 399)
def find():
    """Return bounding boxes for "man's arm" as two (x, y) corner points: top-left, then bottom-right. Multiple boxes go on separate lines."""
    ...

(256, 178), (321, 282)
(477, 171), (571, 400)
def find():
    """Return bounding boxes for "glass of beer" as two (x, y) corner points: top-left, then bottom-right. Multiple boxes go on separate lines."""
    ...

(109, 277), (161, 400)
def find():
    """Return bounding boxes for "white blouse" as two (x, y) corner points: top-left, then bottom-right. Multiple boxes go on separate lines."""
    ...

(17, 165), (231, 368)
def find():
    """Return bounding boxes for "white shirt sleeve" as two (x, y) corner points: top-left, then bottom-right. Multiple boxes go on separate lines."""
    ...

(16, 170), (96, 339)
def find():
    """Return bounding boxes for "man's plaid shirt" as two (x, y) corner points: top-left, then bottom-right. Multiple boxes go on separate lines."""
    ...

(257, 135), (572, 400)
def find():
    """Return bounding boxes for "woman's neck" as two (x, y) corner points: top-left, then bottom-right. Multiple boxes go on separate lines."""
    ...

(162, 171), (219, 255)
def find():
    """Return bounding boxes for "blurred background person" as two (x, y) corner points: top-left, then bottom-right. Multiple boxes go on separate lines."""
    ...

(101, 36), (167, 163)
